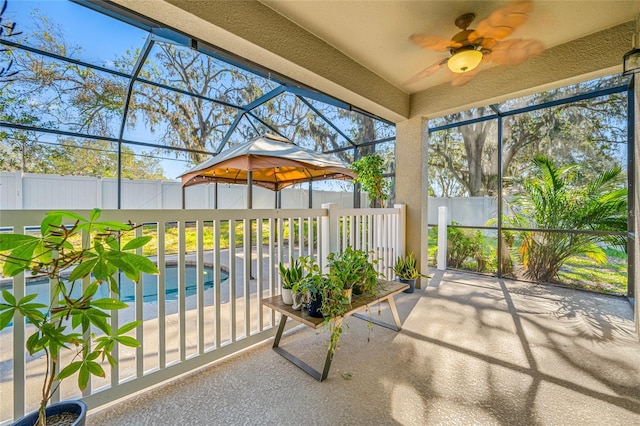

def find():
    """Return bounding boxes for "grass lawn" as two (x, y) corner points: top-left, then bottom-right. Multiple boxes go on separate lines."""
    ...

(427, 226), (628, 296)
(133, 220), (307, 257)
(558, 253), (627, 295)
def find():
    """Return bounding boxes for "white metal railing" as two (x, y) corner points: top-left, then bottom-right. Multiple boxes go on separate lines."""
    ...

(0, 203), (405, 423)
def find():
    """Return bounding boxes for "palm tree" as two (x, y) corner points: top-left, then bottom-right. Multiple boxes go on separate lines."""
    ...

(508, 154), (627, 283)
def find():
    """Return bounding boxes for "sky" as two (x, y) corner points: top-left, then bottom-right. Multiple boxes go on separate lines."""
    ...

(6, 0), (190, 180)
(8, 0), (147, 70)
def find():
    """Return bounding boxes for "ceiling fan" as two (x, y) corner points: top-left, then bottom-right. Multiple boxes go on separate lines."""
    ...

(408, 0), (544, 86)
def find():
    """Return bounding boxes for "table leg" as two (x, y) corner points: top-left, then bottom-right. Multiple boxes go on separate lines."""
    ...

(273, 313), (288, 348)
(320, 318), (342, 381)
(387, 296), (402, 331)
(352, 296), (403, 331)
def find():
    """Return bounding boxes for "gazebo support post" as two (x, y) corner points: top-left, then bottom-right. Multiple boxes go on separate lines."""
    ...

(214, 182), (218, 209)
(247, 170), (254, 278)
(308, 181), (313, 208)
(247, 171), (253, 209)
(182, 186), (185, 209)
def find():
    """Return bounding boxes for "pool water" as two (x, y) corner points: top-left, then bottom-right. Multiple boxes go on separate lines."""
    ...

(6, 264), (229, 309)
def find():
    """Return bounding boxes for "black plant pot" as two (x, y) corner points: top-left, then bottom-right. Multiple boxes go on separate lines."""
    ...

(307, 292), (324, 318)
(13, 400), (87, 426)
(399, 278), (416, 293)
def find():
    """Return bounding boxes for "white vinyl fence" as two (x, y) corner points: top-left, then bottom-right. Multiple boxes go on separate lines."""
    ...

(428, 196), (498, 227)
(0, 204), (405, 423)
(0, 172), (357, 210)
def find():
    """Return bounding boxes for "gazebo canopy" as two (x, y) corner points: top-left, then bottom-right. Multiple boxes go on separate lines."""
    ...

(179, 134), (357, 191)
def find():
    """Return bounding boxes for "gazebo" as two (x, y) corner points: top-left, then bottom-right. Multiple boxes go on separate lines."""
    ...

(179, 134), (357, 208)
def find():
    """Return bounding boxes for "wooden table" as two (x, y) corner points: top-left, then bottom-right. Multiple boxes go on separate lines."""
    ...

(262, 280), (409, 381)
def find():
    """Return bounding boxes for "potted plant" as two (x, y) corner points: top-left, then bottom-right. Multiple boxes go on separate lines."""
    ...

(350, 154), (390, 208)
(295, 256), (325, 318)
(0, 209), (158, 426)
(301, 250), (381, 355)
(392, 252), (424, 293)
(327, 246), (379, 300)
(279, 259), (304, 309)
(278, 257), (304, 307)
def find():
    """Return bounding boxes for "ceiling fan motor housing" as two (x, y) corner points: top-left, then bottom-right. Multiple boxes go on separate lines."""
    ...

(448, 28), (484, 73)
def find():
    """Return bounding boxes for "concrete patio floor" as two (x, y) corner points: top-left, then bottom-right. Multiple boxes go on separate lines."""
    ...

(88, 270), (640, 425)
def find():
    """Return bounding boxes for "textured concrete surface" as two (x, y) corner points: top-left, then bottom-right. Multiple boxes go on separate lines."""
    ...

(88, 270), (639, 425)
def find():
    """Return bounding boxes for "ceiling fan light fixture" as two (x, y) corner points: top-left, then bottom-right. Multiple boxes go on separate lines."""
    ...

(448, 48), (483, 73)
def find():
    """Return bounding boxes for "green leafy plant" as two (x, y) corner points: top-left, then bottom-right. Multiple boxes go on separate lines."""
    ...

(392, 252), (423, 280)
(321, 278), (350, 355)
(278, 257), (304, 290)
(507, 155), (627, 282)
(326, 246), (379, 294)
(0, 209), (158, 425)
(293, 255), (322, 297)
(446, 224), (490, 272)
(350, 154), (390, 207)
(295, 250), (382, 355)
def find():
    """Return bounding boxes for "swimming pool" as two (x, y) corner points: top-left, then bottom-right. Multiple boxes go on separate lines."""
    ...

(3, 264), (230, 309)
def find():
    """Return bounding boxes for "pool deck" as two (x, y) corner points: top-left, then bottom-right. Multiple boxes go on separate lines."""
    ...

(85, 269), (640, 426)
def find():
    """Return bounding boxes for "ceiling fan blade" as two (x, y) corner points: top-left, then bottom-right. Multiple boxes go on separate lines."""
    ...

(484, 38), (544, 65)
(478, 37), (497, 50)
(410, 33), (462, 52)
(469, 0), (533, 42)
(450, 68), (479, 86)
(405, 59), (447, 84)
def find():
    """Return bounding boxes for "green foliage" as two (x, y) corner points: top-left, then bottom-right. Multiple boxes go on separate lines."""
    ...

(293, 255), (324, 297)
(446, 224), (491, 272)
(327, 246), (379, 293)
(46, 139), (165, 179)
(297, 250), (380, 355)
(0, 0), (20, 80)
(350, 154), (390, 207)
(278, 257), (304, 290)
(557, 253), (627, 295)
(508, 155), (627, 282)
(0, 209), (157, 425)
(0, 134), (166, 179)
(2, 6), (388, 178)
(392, 252), (423, 280)
(428, 76), (628, 198)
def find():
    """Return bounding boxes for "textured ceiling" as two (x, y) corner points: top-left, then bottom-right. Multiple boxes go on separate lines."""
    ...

(261, 1), (640, 94)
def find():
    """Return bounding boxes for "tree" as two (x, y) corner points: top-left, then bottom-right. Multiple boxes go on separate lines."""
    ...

(0, 93), (54, 172)
(0, 135), (165, 179)
(2, 5), (390, 180)
(0, 0), (21, 80)
(428, 76), (628, 197)
(507, 155), (627, 283)
(46, 139), (165, 179)
(118, 42), (274, 164)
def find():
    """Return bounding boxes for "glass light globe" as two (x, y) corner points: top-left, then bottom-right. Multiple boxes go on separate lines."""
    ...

(447, 49), (483, 73)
